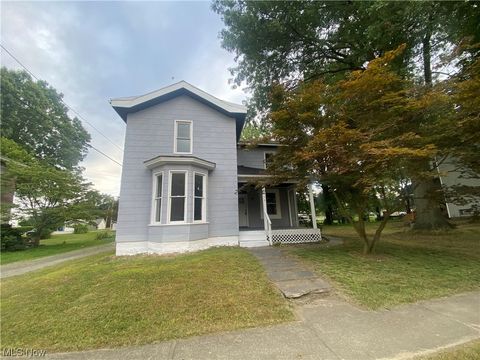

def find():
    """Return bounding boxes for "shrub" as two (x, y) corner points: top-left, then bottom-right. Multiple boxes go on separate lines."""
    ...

(95, 230), (114, 240)
(1, 224), (26, 251)
(73, 224), (88, 234)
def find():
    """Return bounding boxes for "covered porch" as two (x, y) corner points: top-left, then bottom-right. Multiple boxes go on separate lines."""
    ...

(237, 167), (321, 246)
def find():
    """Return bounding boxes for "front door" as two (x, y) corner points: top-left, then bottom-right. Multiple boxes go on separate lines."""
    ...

(238, 194), (248, 227)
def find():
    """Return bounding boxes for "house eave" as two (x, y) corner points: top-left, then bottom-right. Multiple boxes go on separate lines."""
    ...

(144, 155), (216, 171)
(110, 81), (246, 140)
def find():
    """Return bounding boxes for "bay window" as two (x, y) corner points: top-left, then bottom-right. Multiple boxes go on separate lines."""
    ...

(152, 173), (163, 223)
(193, 173), (206, 222)
(169, 171), (187, 223)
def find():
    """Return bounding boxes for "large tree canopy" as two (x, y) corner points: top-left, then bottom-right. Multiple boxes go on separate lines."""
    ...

(214, 1), (479, 118)
(0, 67), (90, 169)
(265, 47), (479, 252)
(214, 0), (480, 229)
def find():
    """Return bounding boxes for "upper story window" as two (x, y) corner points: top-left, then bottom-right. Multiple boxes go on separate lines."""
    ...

(174, 120), (192, 154)
(264, 151), (275, 169)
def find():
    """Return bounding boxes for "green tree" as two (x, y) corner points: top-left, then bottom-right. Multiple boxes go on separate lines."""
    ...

(240, 122), (269, 142)
(0, 67), (90, 169)
(1, 137), (92, 246)
(72, 190), (118, 228)
(214, 0), (479, 229)
(266, 49), (440, 254)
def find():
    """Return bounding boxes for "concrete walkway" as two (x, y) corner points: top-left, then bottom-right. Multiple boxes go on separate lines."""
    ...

(45, 291), (480, 360)
(0, 243), (114, 279)
(249, 246), (331, 298)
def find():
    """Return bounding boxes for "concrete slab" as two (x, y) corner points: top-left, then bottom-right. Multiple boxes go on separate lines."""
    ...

(171, 323), (338, 360)
(299, 293), (480, 360)
(266, 269), (318, 282)
(277, 278), (331, 298)
(420, 292), (480, 329)
(249, 247), (332, 299)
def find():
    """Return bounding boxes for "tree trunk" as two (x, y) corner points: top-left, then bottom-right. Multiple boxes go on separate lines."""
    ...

(413, 178), (452, 230)
(405, 197), (412, 214)
(422, 30), (432, 86)
(413, 22), (451, 230)
(322, 184), (334, 225)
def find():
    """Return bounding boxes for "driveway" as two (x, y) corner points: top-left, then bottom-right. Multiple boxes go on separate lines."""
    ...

(0, 243), (114, 279)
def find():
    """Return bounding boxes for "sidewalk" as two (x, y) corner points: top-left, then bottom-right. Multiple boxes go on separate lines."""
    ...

(0, 243), (114, 279)
(45, 291), (480, 360)
(249, 246), (331, 298)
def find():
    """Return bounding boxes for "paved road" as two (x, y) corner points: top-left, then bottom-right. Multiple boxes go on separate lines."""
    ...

(45, 291), (480, 359)
(0, 243), (114, 279)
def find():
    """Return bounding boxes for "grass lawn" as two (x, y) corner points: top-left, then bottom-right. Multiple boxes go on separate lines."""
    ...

(0, 247), (293, 352)
(289, 220), (480, 309)
(417, 340), (480, 359)
(0, 231), (114, 265)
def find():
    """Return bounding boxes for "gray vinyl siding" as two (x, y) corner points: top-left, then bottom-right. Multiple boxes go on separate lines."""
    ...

(116, 95), (238, 243)
(237, 147), (277, 169)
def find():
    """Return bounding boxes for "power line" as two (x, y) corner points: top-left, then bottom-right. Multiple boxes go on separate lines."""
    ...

(87, 144), (122, 167)
(0, 43), (124, 152)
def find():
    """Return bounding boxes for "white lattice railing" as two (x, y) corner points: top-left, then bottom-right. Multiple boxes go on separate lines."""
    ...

(269, 228), (322, 244)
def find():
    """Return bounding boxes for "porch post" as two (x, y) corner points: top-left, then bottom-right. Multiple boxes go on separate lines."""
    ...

(308, 182), (317, 229)
(261, 186), (273, 245)
(261, 186), (268, 231)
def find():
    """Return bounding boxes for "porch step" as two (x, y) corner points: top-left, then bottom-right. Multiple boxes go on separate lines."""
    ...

(239, 230), (269, 248)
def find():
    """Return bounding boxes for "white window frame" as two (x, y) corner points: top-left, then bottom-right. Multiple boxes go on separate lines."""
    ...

(260, 189), (282, 219)
(150, 171), (164, 225)
(193, 171), (207, 223)
(167, 170), (188, 224)
(264, 151), (275, 169)
(174, 120), (193, 154)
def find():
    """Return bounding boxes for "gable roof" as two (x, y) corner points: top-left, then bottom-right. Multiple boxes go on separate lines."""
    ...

(110, 81), (247, 139)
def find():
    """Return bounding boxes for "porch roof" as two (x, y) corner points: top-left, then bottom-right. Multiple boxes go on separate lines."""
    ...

(237, 166), (267, 176)
(237, 166), (299, 184)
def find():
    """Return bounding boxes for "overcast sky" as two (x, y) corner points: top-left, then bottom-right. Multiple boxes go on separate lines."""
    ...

(1, 1), (246, 196)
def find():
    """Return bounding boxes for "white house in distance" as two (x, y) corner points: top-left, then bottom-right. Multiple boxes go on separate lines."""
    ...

(438, 160), (480, 218)
(110, 81), (321, 256)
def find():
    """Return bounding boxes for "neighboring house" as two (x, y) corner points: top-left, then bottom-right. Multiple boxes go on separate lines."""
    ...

(437, 159), (480, 218)
(110, 81), (321, 255)
(95, 218), (107, 230)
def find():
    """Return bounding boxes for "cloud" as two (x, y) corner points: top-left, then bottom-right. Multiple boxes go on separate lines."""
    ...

(1, 1), (245, 196)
